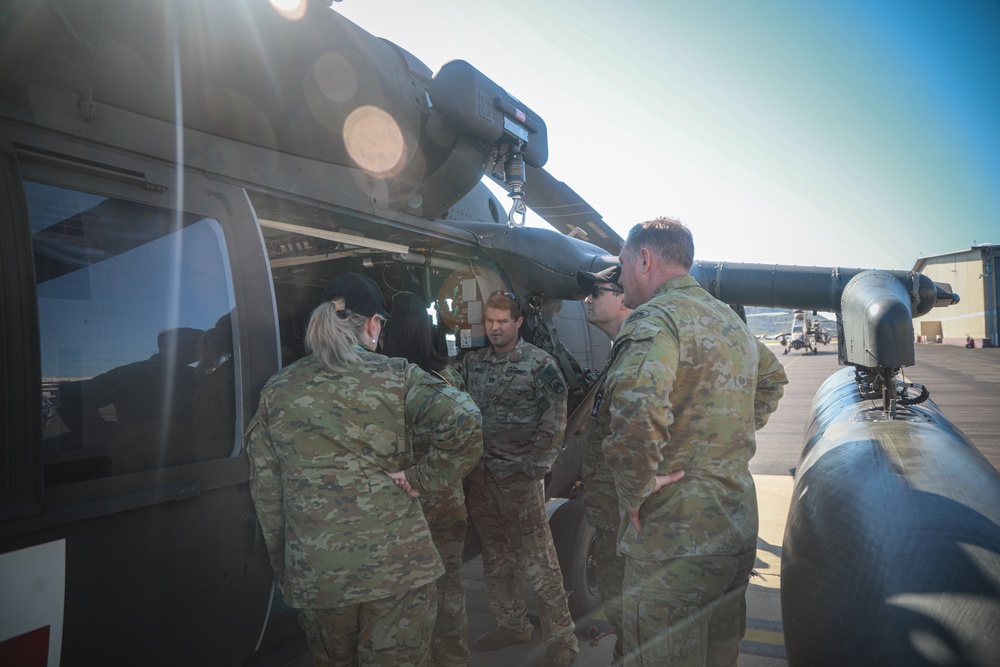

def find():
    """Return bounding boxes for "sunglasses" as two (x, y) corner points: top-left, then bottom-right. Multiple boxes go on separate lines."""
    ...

(590, 285), (623, 299)
(490, 290), (518, 301)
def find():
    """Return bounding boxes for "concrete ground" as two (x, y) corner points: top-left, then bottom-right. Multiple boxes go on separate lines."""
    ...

(463, 473), (793, 667)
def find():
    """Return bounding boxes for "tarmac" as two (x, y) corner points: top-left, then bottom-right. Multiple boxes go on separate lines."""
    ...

(462, 472), (792, 667)
(463, 342), (1000, 667)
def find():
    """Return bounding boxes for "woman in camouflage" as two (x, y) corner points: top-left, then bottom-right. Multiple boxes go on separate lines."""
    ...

(246, 273), (482, 667)
(381, 292), (473, 667)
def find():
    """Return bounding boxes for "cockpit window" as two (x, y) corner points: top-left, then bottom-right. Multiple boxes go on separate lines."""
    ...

(25, 181), (238, 483)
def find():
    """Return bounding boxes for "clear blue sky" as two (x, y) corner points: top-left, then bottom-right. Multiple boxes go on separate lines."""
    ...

(333, 0), (999, 271)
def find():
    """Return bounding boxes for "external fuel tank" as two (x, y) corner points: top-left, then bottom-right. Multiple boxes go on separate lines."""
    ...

(782, 367), (1000, 666)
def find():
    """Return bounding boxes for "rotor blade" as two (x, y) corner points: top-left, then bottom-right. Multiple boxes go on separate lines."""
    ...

(489, 166), (623, 254)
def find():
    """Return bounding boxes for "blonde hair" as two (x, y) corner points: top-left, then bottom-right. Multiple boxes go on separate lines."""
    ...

(305, 300), (369, 370)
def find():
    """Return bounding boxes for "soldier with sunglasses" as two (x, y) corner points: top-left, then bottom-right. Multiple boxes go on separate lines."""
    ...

(574, 265), (634, 664)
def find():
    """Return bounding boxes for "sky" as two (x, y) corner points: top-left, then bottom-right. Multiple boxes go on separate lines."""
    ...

(333, 0), (999, 271)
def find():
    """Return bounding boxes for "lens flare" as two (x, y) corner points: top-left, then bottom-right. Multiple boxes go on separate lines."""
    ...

(343, 106), (405, 176)
(314, 53), (358, 104)
(268, 0), (307, 21)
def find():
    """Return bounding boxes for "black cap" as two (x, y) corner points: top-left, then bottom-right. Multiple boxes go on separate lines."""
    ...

(321, 272), (391, 319)
(576, 264), (621, 291)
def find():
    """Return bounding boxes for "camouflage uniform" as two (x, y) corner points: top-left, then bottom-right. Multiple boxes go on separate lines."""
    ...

(600, 274), (787, 667)
(419, 364), (473, 666)
(460, 338), (578, 652)
(583, 333), (787, 664)
(581, 398), (627, 662)
(246, 349), (483, 667)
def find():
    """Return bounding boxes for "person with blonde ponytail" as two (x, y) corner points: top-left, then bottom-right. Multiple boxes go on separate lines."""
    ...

(246, 272), (483, 667)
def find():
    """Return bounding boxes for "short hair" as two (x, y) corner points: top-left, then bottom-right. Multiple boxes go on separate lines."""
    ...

(484, 290), (522, 320)
(623, 217), (694, 270)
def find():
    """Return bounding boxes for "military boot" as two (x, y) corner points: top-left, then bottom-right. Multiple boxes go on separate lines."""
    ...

(473, 626), (534, 651)
(540, 642), (579, 667)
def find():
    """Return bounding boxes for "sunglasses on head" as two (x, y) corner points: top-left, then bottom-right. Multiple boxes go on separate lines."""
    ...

(335, 309), (388, 329)
(490, 290), (518, 301)
(590, 285), (623, 299)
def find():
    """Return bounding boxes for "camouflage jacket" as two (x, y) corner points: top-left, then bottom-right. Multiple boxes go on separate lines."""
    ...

(460, 338), (567, 480)
(753, 338), (788, 430)
(585, 322), (787, 533)
(581, 388), (620, 531)
(601, 274), (785, 559)
(413, 362), (471, 511)
(433, 363), (466, 392)
(246, 350), (483, 608)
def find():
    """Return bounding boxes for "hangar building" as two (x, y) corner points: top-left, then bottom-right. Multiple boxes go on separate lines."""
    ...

(912, 244), (999, 348)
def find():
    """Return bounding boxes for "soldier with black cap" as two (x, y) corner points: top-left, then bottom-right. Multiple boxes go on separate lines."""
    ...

(572, 263), (634, 663)
(246, 271), (483, 667)
(577, 265), (631, 343)
(381, 292), (475, 667)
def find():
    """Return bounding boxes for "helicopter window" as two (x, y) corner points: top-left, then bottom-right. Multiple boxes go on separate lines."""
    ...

(24, 181), (238, 483)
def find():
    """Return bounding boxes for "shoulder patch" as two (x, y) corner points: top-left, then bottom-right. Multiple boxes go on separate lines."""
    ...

(537, 362), (565, 393)
(625, 309), (650, 322)
(538, 364), (559, 383)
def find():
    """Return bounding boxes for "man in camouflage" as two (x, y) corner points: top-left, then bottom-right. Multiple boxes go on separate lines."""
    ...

(246, 272), (483, 666)
(574, 265), (632, 663)
(460, 290), (580, 667)
(603, 219), (787, 666)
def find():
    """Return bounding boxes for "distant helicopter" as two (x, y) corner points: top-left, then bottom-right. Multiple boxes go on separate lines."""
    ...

(780, 309), (833, 354)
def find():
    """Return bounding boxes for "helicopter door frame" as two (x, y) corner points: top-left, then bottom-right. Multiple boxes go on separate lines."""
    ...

(0, 126), (278, 666)
(0, 146), (43, 524)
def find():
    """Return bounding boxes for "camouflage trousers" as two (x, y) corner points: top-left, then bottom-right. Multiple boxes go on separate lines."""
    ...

(620, 550), (756, 667)
(584, 483), (626, 662)
(297, 581), (436, 667)
(421, 485), (472, 666)
(466, 460), (578, 650)
(593, 525), (626, 663)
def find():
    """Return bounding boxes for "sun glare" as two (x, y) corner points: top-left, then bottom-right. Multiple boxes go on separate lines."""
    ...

(268, 0), (307, 21)
(314, 53), (358, 104)
(343, 106), (406, 176)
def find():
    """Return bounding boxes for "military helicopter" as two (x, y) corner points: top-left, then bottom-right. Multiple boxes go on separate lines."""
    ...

(1, 1), (997, 666)
(779, 309), (833, 354)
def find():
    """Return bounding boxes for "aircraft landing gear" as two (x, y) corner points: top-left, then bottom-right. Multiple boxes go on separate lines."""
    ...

(549, 497), (600, 619)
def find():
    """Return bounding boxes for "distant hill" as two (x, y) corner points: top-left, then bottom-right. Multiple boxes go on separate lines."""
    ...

(743, 307), (836, 337)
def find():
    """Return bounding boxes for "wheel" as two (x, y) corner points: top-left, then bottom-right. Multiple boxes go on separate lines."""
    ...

(549, 497), (600, 619)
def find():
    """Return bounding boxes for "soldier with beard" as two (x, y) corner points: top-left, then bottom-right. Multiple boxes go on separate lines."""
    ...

(460, 290), (579, 667)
